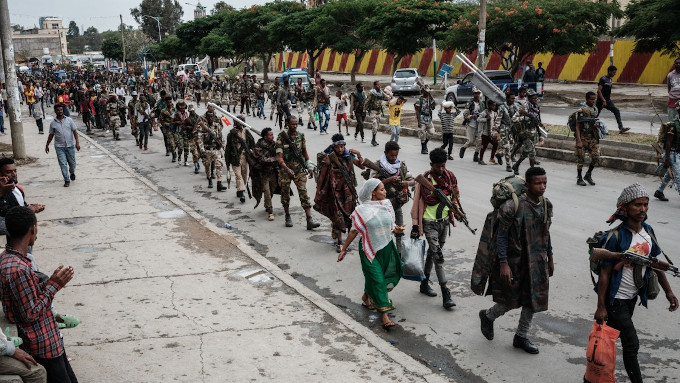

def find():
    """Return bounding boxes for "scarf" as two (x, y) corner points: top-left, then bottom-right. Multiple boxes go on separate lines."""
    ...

(354, 90), (365, 104)
(379, 154), (401, 176)
(421, 170), (455, 206)
(370, 88), (383, 98)
(351, 179), (395, 261)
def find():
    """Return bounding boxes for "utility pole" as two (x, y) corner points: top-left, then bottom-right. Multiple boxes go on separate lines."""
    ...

(477, 0), (487, 70)
(120, 15), (126, 73)
(609, 14), (615, 66)
(432, 38), (437, 85)
(0, 0), (25, 159)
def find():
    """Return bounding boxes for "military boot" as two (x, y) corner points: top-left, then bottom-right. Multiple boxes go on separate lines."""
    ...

(584, 171), (596, 185)
(166, 151), (171, 157)
(421, 142), (429, 154)
(371, 134), (379, 147)
(441, 285), (456, 308)
(208, 178), (213, 188)
(237, 191), (245, 203)
(285, 214), (293, 227)
(306, 216), (320, 230)
(495, 153), (503, 165)
(577, 169), (587, 186)
(172, 153), (177, 163)
(419, 279), (437, 297)
(194, 163), (200, 174)
(473, 152), (480, 162)
(217, 181), (227, 191)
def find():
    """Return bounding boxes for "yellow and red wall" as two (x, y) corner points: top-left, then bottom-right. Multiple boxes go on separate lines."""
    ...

(275, 40), (676, 84)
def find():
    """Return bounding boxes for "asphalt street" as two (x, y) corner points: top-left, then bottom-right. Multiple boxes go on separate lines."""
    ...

(63, 98), (680, 382)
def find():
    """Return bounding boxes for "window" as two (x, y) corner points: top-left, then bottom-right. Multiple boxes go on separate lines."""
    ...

(394, 70), (416, 79)
(52, 23), (59, 29)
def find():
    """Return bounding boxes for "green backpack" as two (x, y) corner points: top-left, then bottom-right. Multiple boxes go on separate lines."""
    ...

(490, 175), (528, 212)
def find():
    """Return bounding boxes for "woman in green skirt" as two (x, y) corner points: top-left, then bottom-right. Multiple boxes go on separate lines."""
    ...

(338, 178), (405, 329)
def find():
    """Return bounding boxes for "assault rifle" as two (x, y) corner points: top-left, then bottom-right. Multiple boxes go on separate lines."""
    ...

(363, 158), (412, 200)
(590, 248), (679, 278)
(414, 174), (477, 235)
(327, 153), (358, 203)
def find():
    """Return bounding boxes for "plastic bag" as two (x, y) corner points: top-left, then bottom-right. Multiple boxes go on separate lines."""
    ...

(400, 237), (426, 281)
(584, 321), (620, 383)
(314, 112), (319, 121)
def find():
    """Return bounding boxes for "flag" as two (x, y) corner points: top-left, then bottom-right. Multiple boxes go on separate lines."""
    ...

(148, 67), (156, 83)
(221, 116), (231, 126)
(300, 52), (308, 70)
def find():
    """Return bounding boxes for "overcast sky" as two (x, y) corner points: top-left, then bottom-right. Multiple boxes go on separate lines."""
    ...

(8, 0), (268, 32)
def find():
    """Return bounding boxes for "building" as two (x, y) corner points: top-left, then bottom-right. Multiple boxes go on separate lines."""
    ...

(194, 2), (207, 19)
(11, 17), (68, 63)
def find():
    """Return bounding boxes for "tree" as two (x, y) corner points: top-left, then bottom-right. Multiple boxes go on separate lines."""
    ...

(103, 30), (154, 62)
(11, 24), (23, 32)
(367, 0), (460, 73)
(150, 34), (185, 62)
(175, 13), (223, 58)
(615, 0), (680, 57)
(102, 37), (124, 61)
(211, 1), (235, 15)
(444, 0), (621, 76)
(200, 31), (234, 70)
(270, 4), (330, 74)
(67, 21), (79, 38)
(130, 0), (184, 41)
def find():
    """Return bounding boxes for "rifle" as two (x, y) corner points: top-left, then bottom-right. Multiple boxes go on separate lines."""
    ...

(280, 130), (313, 174)
(590, 248), (679, 278)
(414, 174), (477, 235)
(363, 158), (412, 200)
(326, 153), (358, 203)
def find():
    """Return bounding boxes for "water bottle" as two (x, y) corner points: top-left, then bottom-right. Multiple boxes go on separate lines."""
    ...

(224, 223), (233, 230)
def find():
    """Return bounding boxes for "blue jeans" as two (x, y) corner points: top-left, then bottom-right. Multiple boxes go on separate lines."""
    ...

(658, 151), (680, 196)
(55, 146), (76, 182)
(257, 100), (265, 117)
(0, 112), (4, 133)
(390, 125), (400, 142)
(317, 104), (330, 132)
(63, 106), (70, 117)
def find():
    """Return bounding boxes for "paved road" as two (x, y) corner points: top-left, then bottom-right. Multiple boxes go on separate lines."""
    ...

(66, 99), (680, 382)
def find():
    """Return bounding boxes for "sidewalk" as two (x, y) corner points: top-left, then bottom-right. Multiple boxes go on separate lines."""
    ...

(0, 113), (449, 382)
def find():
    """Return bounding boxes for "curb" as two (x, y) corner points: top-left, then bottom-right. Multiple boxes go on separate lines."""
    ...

(77, 133), (449, 382)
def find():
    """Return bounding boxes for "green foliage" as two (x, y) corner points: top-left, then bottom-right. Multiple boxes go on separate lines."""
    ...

(102, 37), (124, 62)
(67, 21), (79, 37)
(130, 0), (184, 41)
(211, 1), (235, 15)
(199, 31), (234, 60)
(615, 0), (680, 57)
(175, 13), (223, 57)
(444, 0), (620, 75)
(150, 35), (184, 61)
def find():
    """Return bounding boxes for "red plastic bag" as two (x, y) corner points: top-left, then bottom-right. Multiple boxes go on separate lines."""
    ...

(584, 321), (620, 383)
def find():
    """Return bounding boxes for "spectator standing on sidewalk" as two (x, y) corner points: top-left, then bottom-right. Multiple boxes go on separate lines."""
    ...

(0, 206), (77, 382)
(666, 58), (680, 122)
(45, 104), (80, 188)
(596, 66), (630, 134)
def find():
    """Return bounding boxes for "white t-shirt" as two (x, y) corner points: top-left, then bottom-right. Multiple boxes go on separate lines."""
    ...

(335, 99), (346, 114)
(12, 187), (24, 207)
(615, 229), (652, 300)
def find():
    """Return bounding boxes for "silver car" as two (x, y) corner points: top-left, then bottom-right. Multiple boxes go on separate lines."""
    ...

(390, 68), (422, 95)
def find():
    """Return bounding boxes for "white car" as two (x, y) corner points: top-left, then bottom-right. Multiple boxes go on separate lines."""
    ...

(213, 68), (226, 77)
(390, 68), (422, 95)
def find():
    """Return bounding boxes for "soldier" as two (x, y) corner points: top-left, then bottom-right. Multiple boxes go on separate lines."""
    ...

(350, 83), (366, 143)
(460, 88), (484, 162)
(574, 91), (601, 186)
(171, 100), (191, 166)
(201, 76), (211, 108)
(364, 81), (388, 147)
(158, 95), (177, 161)
(197, 104), (227, 191)
(186, 104), (202, 173)
(239, 76), (251, 115)
(135, 94), (153, 151)
(252, 127), (280, 221)
(510, 90), (541, 175)
(478, 167), (553, 355)
(268, 77), (280, 121)
(106, 95), (122, 140)
(498, 93), (518, 172)
(249, 75), (259, 118)
(415, 86), (436, 154)
(277, 78), (292, 124)
(294, 78), (306, 125)
(276, 116), (321, 230)
(128, 91), (139, 145)
(224, 115), (256, 203)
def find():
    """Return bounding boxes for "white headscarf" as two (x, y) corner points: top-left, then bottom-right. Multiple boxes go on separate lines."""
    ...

(351, 180), (395, 262)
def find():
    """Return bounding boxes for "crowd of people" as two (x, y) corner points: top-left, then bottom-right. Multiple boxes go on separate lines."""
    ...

(0, 60), (678, 382)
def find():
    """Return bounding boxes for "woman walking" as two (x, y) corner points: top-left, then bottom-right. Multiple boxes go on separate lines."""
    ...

(337, 179), (405, 329)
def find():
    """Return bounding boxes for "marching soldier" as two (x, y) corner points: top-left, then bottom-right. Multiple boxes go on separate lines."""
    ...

(276, 116), (321, 230)
(498, 93), (518, 173)
(197, 104), (227, 191)
(171, 100), (191, 166)
(575, 91), (601, 186)
(128, 91), (139, 145)
(158, 95), (177, 161)
(106, 95), (123, 140)
(225, 115), (256, 203)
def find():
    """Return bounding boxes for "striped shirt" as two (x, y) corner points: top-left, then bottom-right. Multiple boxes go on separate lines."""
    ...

(438, 110), (456, 134)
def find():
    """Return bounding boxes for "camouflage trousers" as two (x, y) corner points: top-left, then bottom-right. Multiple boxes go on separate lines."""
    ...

(160, 125), (176, 153)
(418, 121), (434, 143)
(175, 133), (190, 161)
(109, 116), (121, 136)
(279, 168), (311, 210)
(499, 125), (515, 162)
(130, 116), (138, 138)
(203, 149), (223, 181)
(575, 135), (600, 170)
(189, 141), (199, 163)
(517, 136), (536, 160)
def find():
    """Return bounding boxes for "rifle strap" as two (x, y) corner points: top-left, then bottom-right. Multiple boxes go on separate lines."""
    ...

(646, 229), (673, 265)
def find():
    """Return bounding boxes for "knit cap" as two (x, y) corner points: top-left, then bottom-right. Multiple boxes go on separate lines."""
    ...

(617, 183), (649, 207)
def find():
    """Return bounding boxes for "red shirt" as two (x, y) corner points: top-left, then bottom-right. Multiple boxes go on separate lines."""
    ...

(0, 247), (64, 358)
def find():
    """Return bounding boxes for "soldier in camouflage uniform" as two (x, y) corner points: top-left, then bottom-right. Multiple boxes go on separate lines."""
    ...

(249, 75), (259, 118)
(201, 77), (211, 108)
(128, 91), (139, 145)
(158, 95), (177, 161)
(197, 104), (227, 191)
(304, 79), (317, 130)
(511, 90), (541, 176)
(475, 167), (553, 355)
(171, 100), (191, 166)
(364, 81), (389, 147)
(239, 76), (251, 115)
(106, 95), (123, 140)
(184, 104), (201, 174)
(575, 91), (601, 186)
(268, 77), (280, 121)
(498, 93), (519, 172)
(276, 116), (321, 230)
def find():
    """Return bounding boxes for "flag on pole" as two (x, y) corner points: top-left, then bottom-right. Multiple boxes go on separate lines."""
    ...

(300, 52), (308, 70)
(148, 67), (156, 83)
(221, 116), (232, 126)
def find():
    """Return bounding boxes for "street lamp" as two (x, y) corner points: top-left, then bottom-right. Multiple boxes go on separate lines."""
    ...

(142, 15), (162, 42)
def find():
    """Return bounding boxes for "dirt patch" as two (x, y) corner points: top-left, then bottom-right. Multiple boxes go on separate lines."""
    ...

(0, 143), (38, 166)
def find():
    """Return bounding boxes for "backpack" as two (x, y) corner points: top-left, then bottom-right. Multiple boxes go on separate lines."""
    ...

(657, 121), (677, 147)
(471, 175), (528, 295)
(567, 111), (578, 133)
(586, 226), (670, 300)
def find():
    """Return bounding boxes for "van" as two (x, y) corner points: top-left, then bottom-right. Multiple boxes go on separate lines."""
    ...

(178, 63), (199, 74)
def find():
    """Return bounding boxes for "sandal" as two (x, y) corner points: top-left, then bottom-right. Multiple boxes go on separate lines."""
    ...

(382, 320), (396, 330)
(56, 314), (80, 329)
(361, 296), (376, 310)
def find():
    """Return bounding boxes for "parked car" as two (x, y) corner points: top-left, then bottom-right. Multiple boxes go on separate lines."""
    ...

(390, 68), (423, 95)
(281, 68), (310, 107)
(213, 68), (226, 77)
(445, 70), (542, 105)
(108, 66), (122, 73)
